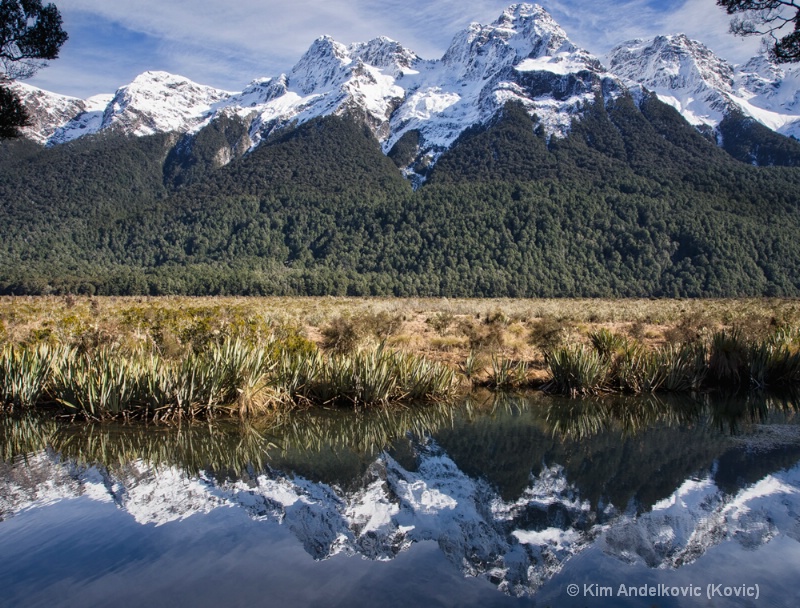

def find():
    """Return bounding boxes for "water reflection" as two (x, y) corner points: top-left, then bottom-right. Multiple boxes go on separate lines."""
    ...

(1, 392), (799, 605)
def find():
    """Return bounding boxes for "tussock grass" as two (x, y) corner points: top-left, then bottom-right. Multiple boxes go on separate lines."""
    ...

(588, 328), (627, 359)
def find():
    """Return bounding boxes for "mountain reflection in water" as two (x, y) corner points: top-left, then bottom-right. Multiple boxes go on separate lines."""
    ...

(1, 392), (799, 607)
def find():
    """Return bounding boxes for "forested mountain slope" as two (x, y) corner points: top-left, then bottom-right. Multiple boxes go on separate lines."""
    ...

(1, 94), (799, 297)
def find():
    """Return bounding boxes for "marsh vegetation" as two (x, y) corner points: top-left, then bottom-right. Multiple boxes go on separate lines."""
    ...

(2, 296), (800, 418)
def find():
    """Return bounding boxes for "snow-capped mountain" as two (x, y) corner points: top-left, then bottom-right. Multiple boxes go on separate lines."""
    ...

(12, 3), (621, 177)
(607, 34), (800, 141)
(170, 3), (622, 175)
(49, 71), (232, 145)
(9, 82), (102, 145)
(215, 34), (414, 148)
(11, 3), (800, 175)
(383, 3), (619, 171)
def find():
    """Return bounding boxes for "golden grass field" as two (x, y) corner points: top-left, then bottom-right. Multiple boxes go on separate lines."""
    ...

(2, 295), (799, 383)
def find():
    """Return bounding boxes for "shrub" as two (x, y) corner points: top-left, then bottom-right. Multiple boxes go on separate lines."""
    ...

(362, 311), (403, 340)
(529, 316), (569, 352)
(320, 315), (364, 354)
(663, 312), (713, 345)
(427, 311), (454, 335)
(457, 318), (504, 351)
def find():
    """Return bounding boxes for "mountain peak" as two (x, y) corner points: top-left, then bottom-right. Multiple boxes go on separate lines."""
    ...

(607, 33), (800, 141)
(498, 3), (560, 29)
(609, 34), (733, 91)
(441, 3), (578, 81)
(9, 82), (86, 144)
(349, 37), (419, 76)
(12, 4), (800, 169)
(46, 70), (232, 141)
(290, 36), (352, 94)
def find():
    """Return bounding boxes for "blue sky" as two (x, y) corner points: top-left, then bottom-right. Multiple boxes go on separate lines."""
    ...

(27, 0), (762, 99)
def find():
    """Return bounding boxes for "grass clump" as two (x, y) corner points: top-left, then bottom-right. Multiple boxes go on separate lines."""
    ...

(588, 328), (627, 359)
(51, 347), (142, 419)
(708, 330), (749, 386)
(545, 340), (709, 397)
(613, 343), (704, 394)
(544, 345), (607, 397)
(392, 350), (459, 402)
(0, 343), (60, 410)
(747, 342), (800, 390)
(275, 346), (458, 407)
(488, 356), (528, 390)
(9, 337), (459, 420)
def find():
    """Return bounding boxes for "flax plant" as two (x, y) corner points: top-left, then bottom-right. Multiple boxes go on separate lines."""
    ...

(589, 328), (627, 359)
(488, 356), (528, 389)
(347, 347), (397, 405)
(0, 343), (61, 410)
(392, 350), (458, 402)
(748, 342), (800, 390)
(616, 343), (667, 393)
(544, 345), (608, 396)
(50, 348), (141, 418)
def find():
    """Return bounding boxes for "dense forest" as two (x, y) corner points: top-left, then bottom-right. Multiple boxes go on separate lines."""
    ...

(1, 93), (799, 297)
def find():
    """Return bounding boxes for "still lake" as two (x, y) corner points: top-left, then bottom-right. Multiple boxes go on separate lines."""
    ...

(1, 392), (799, 607)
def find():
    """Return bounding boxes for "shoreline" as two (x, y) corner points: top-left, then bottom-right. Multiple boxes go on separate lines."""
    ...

(2, 296), (800, 420)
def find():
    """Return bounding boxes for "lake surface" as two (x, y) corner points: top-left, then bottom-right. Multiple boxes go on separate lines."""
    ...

(1, 392), (800, 607)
